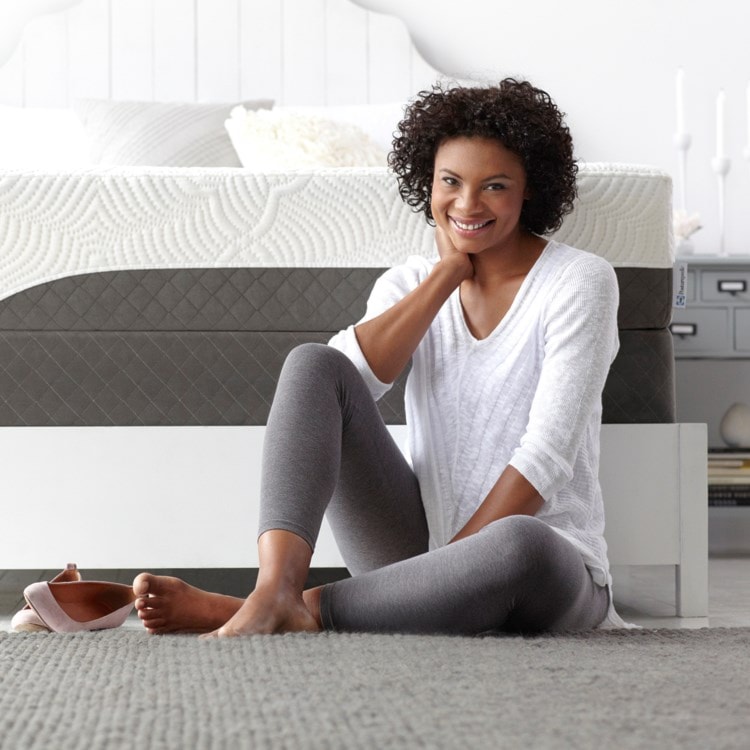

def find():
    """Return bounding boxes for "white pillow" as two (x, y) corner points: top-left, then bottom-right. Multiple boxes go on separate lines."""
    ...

(272, 102), (405, 153)
(74, 98), (273, 167)
(225, 107), (387, 169)
(0, 106), (91, 168)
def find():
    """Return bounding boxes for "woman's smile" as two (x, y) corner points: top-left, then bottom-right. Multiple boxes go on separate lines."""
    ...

(449, 216), (496, 236)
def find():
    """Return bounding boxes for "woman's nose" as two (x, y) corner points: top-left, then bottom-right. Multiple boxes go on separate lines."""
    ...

(456, 188), (482, 212)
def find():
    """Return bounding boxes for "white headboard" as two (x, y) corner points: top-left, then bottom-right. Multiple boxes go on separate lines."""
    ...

(0, 0), (441, 107)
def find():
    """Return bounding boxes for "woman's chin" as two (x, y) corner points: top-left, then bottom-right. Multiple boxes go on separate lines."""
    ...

(451, 239), (488, 256)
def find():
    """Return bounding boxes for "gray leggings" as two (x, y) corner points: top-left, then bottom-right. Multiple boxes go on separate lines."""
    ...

(258, 343), (609, 635)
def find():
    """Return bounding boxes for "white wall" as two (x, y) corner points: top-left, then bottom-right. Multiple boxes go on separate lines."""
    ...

(354, 0), (750, 257)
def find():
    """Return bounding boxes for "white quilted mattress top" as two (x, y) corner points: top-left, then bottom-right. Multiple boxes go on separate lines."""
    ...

(0, 163), (673, 302)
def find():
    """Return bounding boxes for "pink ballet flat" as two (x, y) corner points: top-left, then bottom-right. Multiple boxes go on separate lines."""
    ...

(23, 580), (136, 634)
(11, 564), (82, 633)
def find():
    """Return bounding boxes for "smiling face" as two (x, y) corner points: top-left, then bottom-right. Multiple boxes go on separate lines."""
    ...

(430, 136), (530, 256)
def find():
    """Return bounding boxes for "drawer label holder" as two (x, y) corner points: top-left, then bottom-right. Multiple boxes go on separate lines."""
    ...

(670, 322), (697, 337)
(718, 279), (747, 294)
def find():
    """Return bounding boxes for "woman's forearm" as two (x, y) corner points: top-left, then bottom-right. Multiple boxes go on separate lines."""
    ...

(449, 465), (544, 544)
(355, 258), (469, 384)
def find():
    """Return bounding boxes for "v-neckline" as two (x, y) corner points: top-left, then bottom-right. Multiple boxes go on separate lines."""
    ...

(454, 240), (553, 343)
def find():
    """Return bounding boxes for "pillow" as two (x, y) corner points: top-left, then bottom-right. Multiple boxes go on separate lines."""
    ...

(225, 107), (387, 169)
(272, 102), (405, 153)
(0, 106), (91, 168)
(74, 98), (273, 167)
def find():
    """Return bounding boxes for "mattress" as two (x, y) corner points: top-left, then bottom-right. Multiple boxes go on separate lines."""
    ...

(0, 165), (675, 426)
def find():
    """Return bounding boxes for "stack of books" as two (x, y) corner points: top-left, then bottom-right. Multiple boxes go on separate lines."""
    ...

(708, 450), (750, 506)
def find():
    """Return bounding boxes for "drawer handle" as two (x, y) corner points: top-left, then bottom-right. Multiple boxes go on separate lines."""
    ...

(670, 322), (697, 337)
(718, 279), (747, 294)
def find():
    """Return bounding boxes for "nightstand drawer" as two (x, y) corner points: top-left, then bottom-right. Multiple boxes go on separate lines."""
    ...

(671, 308), (730, 354)
(735, 309), (750, 351)
(701, 271), (750, 302)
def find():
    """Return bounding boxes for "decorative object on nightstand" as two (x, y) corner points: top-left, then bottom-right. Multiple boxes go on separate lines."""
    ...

(672, 69), (702, 255)
(712, 89), (731, 256)
(719, 402), (750, 447)
(673, 209), (702, 256)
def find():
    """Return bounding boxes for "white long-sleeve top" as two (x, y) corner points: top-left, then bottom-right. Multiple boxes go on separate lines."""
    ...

(328, 240), (623, 621)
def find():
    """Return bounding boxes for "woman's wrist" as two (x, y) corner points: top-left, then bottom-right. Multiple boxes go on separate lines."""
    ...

(433, 254), (473, 286)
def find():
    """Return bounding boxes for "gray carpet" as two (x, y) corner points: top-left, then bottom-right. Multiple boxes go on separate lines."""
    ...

(1, 628), (749, 749)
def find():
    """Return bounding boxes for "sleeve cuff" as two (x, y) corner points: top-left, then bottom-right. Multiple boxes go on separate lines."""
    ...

(327, 325), (393, 401)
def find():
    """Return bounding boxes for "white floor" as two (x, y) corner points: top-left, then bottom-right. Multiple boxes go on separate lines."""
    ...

(612, 556), (750, 629)
(1, 556), (748, 632)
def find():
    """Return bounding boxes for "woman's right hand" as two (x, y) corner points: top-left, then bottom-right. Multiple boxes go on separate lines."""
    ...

(435, 225), (474, 283)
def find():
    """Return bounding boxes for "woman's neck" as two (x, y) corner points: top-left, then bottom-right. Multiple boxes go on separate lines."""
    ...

(468, 231), (548, 288)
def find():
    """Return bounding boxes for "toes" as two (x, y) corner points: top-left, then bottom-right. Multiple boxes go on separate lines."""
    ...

(139, 613), (168, 632)
(132, 572), (154, 597)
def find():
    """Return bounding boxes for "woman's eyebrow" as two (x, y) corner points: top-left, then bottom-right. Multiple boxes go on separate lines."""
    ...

(438, 168), (514, 181)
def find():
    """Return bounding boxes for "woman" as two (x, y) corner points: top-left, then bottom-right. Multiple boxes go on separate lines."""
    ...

(133, 78), (623, 636)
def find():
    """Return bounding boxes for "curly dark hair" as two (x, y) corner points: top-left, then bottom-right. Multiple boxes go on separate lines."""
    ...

(388, 78), (577, 235)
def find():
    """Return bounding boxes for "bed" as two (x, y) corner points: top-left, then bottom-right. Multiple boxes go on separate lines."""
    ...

(0, 0), (706, 616)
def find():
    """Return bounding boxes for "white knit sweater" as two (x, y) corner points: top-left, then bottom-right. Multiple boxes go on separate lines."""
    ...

(329, 241), (624, 623)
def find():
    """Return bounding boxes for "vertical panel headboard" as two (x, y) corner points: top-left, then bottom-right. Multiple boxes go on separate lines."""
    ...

(0, 0), (442, 107)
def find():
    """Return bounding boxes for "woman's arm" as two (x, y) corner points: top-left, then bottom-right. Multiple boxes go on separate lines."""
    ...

(449, 465), (543, 543)
(354, 229), (472, 384)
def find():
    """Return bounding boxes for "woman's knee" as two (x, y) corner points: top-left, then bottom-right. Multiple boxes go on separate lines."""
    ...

(280, 343), (351, 384)
(284, 342), (351, 382)
(478, 515), (558, 575)
(480, 514), (549, 547)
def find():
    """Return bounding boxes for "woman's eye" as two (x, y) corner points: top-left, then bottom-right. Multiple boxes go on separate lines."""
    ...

(442, 177), (458, 186)
(486, 183), (506, 191)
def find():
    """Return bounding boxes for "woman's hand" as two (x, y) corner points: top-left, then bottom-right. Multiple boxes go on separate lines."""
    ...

(435, 225), (474, 283)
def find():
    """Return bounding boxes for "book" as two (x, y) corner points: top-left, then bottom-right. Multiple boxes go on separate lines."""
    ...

(708, 475), (750, 485)
(709, 497), (750, 507)
(709, 484), (750, 506)
(709, 449), (750, 458)
(708, 460), (750, 470)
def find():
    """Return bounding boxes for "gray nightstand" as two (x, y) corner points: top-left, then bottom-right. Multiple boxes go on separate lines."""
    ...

(672, 255), (750, 553)
(671, 256), (750, 358)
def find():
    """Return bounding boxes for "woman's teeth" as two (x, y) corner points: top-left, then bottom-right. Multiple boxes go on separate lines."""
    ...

(452, 218), (491, 231)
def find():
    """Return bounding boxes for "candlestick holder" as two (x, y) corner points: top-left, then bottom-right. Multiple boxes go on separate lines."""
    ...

(711, 155), (731, 256)
(673, 131), (692, 212)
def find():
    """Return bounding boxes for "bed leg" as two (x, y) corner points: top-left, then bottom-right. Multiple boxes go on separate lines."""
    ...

(675, 423), (708, 618)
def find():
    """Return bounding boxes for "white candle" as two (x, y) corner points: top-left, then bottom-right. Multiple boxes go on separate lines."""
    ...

(746, 82), (750, 148)
(676, 68), (685, 133)
(716, 89), (726, 158)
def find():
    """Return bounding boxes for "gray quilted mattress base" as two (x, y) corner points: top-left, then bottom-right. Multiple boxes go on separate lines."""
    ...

(602, 329), (675, 423)
(0, 265), (675, 426)
(614, 267), (672, 330)
(0, 331), (406, 426)
(0, 328), (672, 426)
(0, 267), (672, 332)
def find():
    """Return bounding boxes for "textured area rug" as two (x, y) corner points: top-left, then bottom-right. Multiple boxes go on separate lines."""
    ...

(1, 628), (749, 749)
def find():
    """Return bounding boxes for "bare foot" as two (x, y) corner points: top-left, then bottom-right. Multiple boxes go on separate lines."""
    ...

(133, 573), (243, 635)
(200, 585), (321, 639)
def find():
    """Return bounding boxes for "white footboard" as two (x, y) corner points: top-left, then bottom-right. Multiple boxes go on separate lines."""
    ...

(0, 423), (707, 616)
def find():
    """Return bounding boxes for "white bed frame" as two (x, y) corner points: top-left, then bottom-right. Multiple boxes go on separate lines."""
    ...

(0, 423), (707, 616)
(0, 0), (708, 618)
